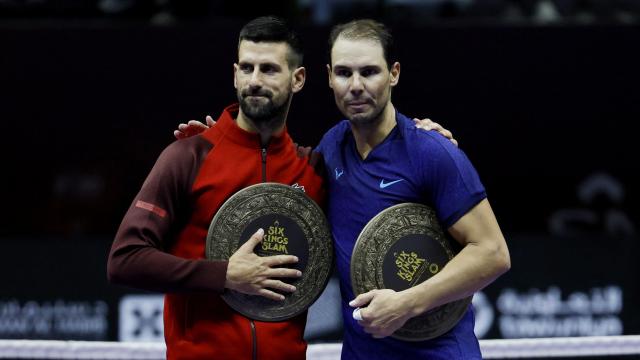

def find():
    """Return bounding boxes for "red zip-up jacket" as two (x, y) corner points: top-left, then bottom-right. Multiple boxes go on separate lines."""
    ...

(108, 104), (326, 360)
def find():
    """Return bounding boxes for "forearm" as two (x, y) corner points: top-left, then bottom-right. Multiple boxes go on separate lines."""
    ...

(402, 239), (510, 316)
(108, 240), (228, 293)
(107, 139), (226, 293)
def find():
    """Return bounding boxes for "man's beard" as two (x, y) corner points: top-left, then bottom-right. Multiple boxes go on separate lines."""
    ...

(238, 88), (290, 128)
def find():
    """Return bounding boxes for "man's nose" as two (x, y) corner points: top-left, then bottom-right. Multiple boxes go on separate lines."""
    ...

(249, 69), (263, 87)
(350, 74), (364, 95)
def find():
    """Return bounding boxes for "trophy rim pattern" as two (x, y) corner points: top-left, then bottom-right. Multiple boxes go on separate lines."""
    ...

(206, 182), (333, 322)
(351, 202), (472, 341)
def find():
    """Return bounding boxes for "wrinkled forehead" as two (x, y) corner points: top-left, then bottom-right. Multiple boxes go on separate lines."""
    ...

(237, 40), (290, 66)
(330, 37), (386, 68)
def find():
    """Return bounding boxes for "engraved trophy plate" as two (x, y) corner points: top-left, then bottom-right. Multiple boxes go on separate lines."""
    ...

(351, 203), (471, 341)
(206, 182), (333, 321)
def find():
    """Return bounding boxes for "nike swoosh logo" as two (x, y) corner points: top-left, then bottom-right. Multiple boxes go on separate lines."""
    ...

(379, 179), (404, 189)
(335, 168), (344, 180)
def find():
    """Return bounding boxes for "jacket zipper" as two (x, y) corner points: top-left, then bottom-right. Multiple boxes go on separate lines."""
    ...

(251, 147), (266, 360)
(261, 147), (267, 182)
(250, 319), (257, 360)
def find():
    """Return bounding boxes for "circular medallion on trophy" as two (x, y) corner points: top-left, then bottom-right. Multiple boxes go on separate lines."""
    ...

(351, 203), (471, 341)
(206, 183), (333, 321)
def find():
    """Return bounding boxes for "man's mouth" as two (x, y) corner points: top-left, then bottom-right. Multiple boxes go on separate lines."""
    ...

(347, 100), (370, 111)
(347, 98), (371, 105)
(244, 95), (271, 104)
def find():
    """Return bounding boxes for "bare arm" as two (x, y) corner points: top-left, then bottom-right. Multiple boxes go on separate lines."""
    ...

(351, 199), (510, 338)
(408, 199), (510, 309)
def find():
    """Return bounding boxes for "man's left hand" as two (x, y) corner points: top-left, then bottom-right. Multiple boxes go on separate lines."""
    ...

(413, 118), (458, 147)
(349, 289), (414, 339)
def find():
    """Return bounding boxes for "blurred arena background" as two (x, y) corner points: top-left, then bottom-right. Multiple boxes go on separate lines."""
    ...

(1, 0), (639, 358)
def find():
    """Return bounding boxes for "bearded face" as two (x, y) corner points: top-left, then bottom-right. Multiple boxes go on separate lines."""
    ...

(237, 86), (291, 126)
(234, 41), (300, 131)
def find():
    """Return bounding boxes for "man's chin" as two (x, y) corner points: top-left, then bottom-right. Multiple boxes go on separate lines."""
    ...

(241, 102), (271, 118)
(347, 112), (376, 126)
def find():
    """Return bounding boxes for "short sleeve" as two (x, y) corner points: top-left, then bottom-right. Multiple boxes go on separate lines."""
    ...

(418, 133), (487, 228)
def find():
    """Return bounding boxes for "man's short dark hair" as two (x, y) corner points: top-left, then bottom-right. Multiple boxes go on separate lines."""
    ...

(239, 16), (303, 69)
(328, 19), (394, 69)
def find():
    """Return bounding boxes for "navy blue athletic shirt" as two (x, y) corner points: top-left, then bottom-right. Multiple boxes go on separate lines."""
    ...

(315, 111), (486, 359)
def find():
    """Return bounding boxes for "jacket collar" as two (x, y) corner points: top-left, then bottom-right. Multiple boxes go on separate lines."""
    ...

(214, 103), (291, 152)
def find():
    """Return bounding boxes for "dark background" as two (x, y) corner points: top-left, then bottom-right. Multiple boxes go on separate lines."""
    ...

(1, 1), (639, 345)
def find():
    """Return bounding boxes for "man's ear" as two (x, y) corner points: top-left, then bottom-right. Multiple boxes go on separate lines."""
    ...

(389, 62), (400, 87)
(326, 64), (333, 89)
(233, 63), (238, 89)
(292, 66), (306, 93)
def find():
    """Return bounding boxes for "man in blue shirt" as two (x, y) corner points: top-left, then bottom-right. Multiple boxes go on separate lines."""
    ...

(315, 19), (511, 359)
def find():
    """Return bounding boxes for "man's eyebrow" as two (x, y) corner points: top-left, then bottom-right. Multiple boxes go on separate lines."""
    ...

(332, 65), (351, 70)
(261, 62), (282, 69)
(361, 65), (381, 70)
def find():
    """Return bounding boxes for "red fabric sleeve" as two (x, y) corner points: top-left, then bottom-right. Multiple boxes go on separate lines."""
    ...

(107, 136), (228, 293)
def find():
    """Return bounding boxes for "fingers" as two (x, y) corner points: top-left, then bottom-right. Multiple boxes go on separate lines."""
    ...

(187, 119), (209, 129)
(352, 308), (363, 321)
(413, 117), (434, 130)
(174, 130), (185, 139)
(413, 118), (459, 147)
(256, 288), (287, 301)
(175, 122), (203, 139)
(174, 116), (211, 141)
(262, 279), (296, 293)
(349, 290), (376, 308)
(431, 122), (445, 133)
(255, 280), (296, 301)
(236, 228), (264, 253)
(264, 266), (302, 279)
(174, 123), (190, 139)
(205, 115), (216, 127)
(439, 128), (453, 140)
(263, 254), (299, 267)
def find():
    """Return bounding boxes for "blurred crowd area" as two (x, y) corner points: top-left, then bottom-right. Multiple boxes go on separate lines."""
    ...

(1, 0), (640, 25)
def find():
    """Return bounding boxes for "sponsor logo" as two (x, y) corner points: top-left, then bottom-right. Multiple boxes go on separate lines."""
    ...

(119, 295), (164, 342)
(379, 179), (403, 189)
(0, 299), (108, 340)
(335, 168), (344, 180)
(497, 286), (623, 338)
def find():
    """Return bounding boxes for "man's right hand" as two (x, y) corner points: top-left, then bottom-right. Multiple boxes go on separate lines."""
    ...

(225, 228), (302, 301)
(173, 115), (215, 139)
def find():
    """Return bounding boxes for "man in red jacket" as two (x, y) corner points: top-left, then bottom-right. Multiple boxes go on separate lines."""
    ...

(108, 16), (325, 360)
